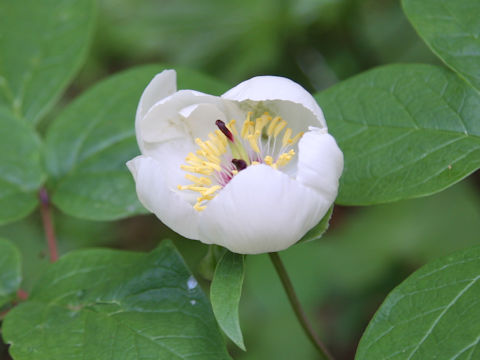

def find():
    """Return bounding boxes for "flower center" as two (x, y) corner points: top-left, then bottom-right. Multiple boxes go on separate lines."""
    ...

(177, 112), (303, 211)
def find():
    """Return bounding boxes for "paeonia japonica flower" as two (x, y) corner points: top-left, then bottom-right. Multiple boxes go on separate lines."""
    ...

(127, 70), (343, 254)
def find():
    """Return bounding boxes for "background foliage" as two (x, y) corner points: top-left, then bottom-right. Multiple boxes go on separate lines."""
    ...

(1, 0), (479, 359)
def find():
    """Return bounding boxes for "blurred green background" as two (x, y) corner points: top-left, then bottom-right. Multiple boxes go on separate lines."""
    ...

(2, 0), (477, 359)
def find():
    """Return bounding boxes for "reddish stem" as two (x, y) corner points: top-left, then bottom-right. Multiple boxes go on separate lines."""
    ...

(39, 188), (58, 262)
(16, 289), (29, 301)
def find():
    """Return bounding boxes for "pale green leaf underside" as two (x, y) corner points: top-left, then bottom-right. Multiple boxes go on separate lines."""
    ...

(298, 206), (333, 244)
(2, 241), (231, 360)
(403, 0), (480, 93)
(316, 64), (480, 205)
(356, 245), (480, 360)
(211, 251), (245, 350)
(0, 238), (21, 308)
(45, 65), (228, 220)
(0, 107), (44, 224)
(0, 0), (95, 124)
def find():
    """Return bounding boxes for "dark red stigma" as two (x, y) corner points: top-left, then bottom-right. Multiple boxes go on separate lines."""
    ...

(215, 120), (234, 142)
(232, 159), (247, 172)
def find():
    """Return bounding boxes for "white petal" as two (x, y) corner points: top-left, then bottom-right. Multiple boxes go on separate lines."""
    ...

(221, 76), (326, 128)
(137, 90), (227, 155)
(127, 155), (204, 241)
(136, 70), (177, 125)
(198, 164), (331, 254)
(296, 129), (344, 202)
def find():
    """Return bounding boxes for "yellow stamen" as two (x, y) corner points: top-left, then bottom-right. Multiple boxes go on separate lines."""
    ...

(282, 128), (292, 147)
(177, 185), (207, 192)
(198, 195), (215, 202)
(180, 165), (212, 175)
(252, 161), (260, 165)
(209, 133), (225, 152)
(214, 130), (228, 146)
(185, 174), (212, 186)
(291, 131), (304, 145)
(205, 140), (220, 157)
(275, 149), (296, 168)
(255, 114), (270, 134)
(193, 203), (206, 212)
(247, 134), (261, 153)
(264, 156), (273, 165)
(267, 116), (281, 137)
(203, 185), (222, 196)
(241, 112), (253, 138)
(228, 119), (240, 140)
(273, 120), (287, 137)
(202, 161), (221, 172)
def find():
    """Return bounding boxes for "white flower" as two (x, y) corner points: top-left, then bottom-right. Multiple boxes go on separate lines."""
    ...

(127, 70), (343, 254)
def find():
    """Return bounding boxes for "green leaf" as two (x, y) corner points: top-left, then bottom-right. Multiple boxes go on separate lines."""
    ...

(402, 0), (480, 92)
(298, 206), (334, 244)
(0, 107), (44, 225)
(210, 251), (246, 350)
(2, 241), (231, 360)
(316, 63), (480, 205)
(356, 245), (480, 360)
(0, 0), (96, 125)
(0, 239), (21, 308)
(45, 65), (228, 220)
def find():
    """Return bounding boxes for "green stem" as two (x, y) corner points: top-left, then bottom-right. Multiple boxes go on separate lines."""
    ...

(269, 252), (334, 360)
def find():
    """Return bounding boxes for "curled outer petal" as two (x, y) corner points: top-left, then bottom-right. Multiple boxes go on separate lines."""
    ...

(222, 76), (327, 129)
(198, 164), (331, 254)
(127, 155), (203, 241)
(296, 128), (344, 203)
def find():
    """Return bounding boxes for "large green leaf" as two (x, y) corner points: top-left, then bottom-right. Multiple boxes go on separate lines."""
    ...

(0, 239), (21, 308)
(356, 245), (480, 360)
(402, 0), (480, 93)
(0, 107), (44, 224)
(211, 251), (246, 350)
(316, 63), (480, 205)
(0, 0), (96, 125)
(45, 65), (228, 220)
(2, 241), (231, 360)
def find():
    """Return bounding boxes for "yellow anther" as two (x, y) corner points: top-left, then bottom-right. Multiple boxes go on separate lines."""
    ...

(252, 161), (260, 165)
(291, 131), (304, 145)
(282, 128), (292, 147)
(185, 152), (203, 163)
(232, 169), (238, 175)
(184, 166), (212, 175)
(214, 130), (228, 146)
(247, 134), (261, 153)
(255, 115), (269, 135)
(267, 116), (281, 137)
(202, 161), (221, 172)
(273, 120), (287, 137)
(197, 195), (214, 202)
(177, 184), (207, 192)
(195, 138), (214, 157)
(228, 119), (240, 139)
(205, 140), (220, 157)
(185, 174), (212, 186)
(241, 112), (254, 138)
(193, 203), (206, 212)
(264, 156), (273, 165)
(275, 151), (295, 168)
(208, 133), (225, 152)
(203, 185), (222, 196)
